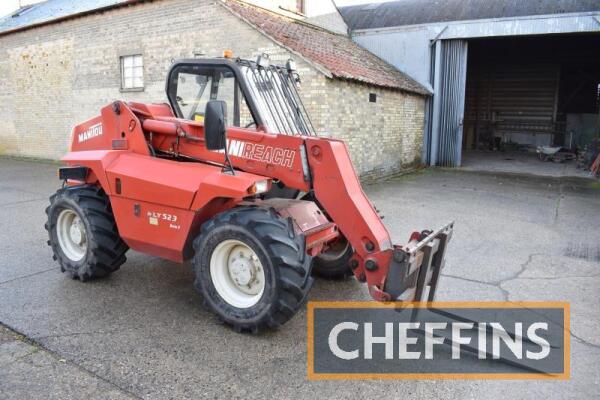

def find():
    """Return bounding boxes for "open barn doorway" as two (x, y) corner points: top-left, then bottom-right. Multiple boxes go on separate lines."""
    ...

(462, 34), (600, 177)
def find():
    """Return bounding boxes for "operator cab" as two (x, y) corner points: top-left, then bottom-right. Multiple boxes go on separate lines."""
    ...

(167, 62), (256, 128)
(166, 55), (315, 136)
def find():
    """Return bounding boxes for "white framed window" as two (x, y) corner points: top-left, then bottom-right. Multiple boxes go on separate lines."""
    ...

(120, 54), (144, 90)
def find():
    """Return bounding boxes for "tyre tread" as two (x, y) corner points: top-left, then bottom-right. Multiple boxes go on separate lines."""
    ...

(192, 206), (313, 332)
(45, 185), (128, 281)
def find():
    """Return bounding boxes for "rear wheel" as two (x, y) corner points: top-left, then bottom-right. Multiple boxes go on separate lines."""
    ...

(193, 207), (313, 333)
(311, 238), (354, 279)
(45, 185), (128, 281)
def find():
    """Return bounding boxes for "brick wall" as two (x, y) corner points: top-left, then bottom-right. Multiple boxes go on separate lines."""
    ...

(0, 0), (425, 179)
(307, 77), (425, 179)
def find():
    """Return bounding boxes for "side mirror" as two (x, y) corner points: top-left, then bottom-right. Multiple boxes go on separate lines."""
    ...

(204, 100), (227, 151)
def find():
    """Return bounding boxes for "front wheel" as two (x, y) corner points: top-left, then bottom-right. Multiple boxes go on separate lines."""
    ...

(193, 207), (313, 333)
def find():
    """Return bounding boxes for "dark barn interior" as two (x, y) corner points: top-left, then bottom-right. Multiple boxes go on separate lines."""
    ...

(463, 33), (600, 169)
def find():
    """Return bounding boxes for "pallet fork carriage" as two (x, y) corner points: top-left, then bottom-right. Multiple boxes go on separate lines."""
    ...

(46, 54), (454, 332)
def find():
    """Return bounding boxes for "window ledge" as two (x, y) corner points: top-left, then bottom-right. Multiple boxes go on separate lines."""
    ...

(120, 87), (145, 93)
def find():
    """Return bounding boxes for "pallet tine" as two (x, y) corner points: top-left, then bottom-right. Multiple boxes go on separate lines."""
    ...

(428, 233), (448, 302)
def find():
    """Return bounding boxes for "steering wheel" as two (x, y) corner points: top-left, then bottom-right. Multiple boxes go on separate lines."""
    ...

(244, 121), (256, 129)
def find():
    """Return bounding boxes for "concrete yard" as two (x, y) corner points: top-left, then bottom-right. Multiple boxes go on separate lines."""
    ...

(1, 157), (599, 399)
(462, 150), (592, 179)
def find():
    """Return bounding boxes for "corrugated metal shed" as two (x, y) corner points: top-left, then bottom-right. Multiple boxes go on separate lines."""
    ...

(342, 0), (600, 168)
(352, 12), (600, 89)
(340, 0), (600, 30)
(0, 0), (130, 34)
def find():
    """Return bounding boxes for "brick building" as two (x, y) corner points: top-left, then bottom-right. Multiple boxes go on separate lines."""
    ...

(0, 0), (429, 179)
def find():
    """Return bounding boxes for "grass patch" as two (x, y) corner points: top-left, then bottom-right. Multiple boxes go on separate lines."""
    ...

(588, 181), (600, 190)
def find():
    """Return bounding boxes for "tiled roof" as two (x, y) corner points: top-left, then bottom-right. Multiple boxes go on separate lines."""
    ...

(0, 0), (429, 95)
(0, 0), (132, 34)
(222, 0), (430, 95)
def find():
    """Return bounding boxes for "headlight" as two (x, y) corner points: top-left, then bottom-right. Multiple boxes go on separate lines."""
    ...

(247, 180), (270, 195)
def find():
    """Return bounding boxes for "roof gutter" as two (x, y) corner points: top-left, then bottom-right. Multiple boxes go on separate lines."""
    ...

(0, 0), (152, 38)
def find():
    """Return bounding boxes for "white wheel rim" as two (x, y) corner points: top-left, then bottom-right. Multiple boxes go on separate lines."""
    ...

(56, 209), (87, 262)
(210, 239), (265, 308)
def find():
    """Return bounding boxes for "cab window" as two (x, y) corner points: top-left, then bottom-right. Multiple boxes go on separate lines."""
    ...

(168, 65), (255, 128)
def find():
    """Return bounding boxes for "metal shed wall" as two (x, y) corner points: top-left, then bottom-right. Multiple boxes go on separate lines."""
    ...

(353, 27), (435, 89)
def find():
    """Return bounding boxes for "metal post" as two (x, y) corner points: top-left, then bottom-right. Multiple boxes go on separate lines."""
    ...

(430, 40), (443, 166)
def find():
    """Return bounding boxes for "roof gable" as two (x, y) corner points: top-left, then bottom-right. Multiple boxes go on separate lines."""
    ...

(222, 0), (430, 95)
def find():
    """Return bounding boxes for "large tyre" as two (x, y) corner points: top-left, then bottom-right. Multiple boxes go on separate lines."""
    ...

(45, 185), (128, 281)
(193, 206), (313, 333)
(311, 238), (354, 280)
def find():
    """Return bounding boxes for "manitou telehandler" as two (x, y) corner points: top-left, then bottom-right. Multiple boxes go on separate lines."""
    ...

(46, 54), (453, 332)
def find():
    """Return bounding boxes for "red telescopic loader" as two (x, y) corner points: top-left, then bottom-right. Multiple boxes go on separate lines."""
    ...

(46, 55), (453, 332)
